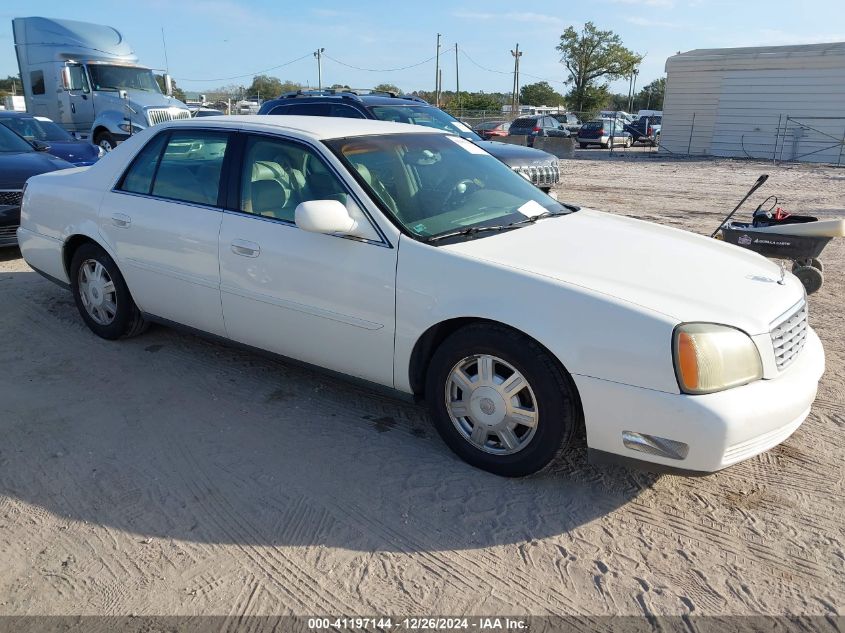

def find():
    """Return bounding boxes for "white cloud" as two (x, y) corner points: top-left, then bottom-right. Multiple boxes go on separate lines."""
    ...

(451, 10), (569, 27)
(609, 0), (675, 7)
(746, 29), (845, 46)
(625, 16), (685, 28)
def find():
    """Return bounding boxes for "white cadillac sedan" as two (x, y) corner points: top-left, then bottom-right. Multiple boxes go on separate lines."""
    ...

(17, 116), (824, 477)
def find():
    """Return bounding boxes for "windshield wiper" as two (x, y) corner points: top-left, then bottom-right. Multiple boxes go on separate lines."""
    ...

(426, 209), (572, 243)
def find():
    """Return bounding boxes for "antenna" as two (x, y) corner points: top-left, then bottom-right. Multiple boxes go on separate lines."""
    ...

(161, 27), (170, 74)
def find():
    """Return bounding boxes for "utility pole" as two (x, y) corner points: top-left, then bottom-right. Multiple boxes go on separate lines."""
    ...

(630, 69), (639, 111)
(314, 48), (325, 91)
(510, 44), (522, 117)
(434, 33), (441, 107)
(455, 43), (460, 116)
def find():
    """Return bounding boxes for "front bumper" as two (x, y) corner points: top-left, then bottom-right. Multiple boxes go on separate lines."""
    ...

(575, 327), (825, 473)
(0, 199), (21, 247)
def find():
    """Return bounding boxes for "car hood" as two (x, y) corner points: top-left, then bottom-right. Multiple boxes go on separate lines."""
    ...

(475, 140), (557, 165)
(442, 208), (805, 335)
(44, 140), (100, 165)
(0, 151), (73, 188)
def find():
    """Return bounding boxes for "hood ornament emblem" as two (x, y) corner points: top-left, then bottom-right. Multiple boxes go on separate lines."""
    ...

(778, 261), (787, 285)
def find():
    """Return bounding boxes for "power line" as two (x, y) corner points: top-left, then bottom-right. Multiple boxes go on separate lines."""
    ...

(322, 52), (438, 73)
(176, 53), (313, 82)
(460, 49), (568, 87)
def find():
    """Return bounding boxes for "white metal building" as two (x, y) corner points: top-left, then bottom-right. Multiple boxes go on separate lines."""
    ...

(661, 42), (845, 163)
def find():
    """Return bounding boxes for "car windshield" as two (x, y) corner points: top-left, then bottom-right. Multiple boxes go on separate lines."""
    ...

(0, 117), (72, 142)
(369, 105), (483, 141)
(326, 132), (571, 241)
(88, 64), (161, 92)
(0, 123), (35, 153)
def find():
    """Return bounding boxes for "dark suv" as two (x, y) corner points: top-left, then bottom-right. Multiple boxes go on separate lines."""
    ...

(508, 115), (570, 147)
(259, 90), (560, 191)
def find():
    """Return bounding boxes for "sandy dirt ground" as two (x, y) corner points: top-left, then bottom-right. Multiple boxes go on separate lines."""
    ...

(0, 152), (843, 620)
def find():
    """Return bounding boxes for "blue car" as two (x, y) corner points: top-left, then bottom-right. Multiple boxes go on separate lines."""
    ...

(0, 112), (104, 166)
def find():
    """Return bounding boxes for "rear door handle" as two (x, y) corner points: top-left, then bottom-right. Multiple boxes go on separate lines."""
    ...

(231, 239), (260, 258)
(111, 213), (131, 228)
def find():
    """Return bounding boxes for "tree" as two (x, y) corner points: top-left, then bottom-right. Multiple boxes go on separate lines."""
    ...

(519, 81), (566, 107)
(556, 22), (642, 113)
(457, 91), (501, 111)
(248, 74), (284, 99)
(373, 83), (401, 94)
(637, 77), (665, 111)
(154, 74), (186, 102)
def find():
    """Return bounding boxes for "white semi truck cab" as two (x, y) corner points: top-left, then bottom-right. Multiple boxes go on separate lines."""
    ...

(12, 17), (191, 151)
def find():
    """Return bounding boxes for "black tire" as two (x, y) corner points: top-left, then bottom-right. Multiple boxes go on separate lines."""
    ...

(793, 258), (823, 273)
(70, 243), (148, 339)
(793, 265), (824, 295)
(579, 143), (588, 149)
(94, 130), (117, 152)
(425, 323), (581, 477)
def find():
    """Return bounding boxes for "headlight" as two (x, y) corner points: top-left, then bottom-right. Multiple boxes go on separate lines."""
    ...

(673, 323), (762, 394)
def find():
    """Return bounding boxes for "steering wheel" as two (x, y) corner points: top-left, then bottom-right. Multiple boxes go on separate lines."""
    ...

(442, 179), (481, 210)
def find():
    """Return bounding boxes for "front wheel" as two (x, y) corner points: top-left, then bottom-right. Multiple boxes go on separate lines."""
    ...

(70, 243), (148, 339)
(94, 131), (117, 152)
(425, 324), (581, 477)
(793, 265), (824, 295)
(579, 143), (588, 149)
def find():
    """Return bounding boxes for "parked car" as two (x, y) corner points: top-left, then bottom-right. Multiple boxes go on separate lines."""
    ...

(258, 90), (560, 191)
(473, 120), (509, 140)
(0, 112), (103, 166)
(191, 108), (225, 118)
(550, 112), (582, 135)
(576, 119), (632, 148)
(17, 116), (825, 477)
(0, 123), (73, 247)
(627, 115), (662, 146)
(507, 115), (570, 146)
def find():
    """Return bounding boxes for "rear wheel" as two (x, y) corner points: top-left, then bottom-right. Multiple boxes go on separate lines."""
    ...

(624, 137), (632, 148)
(425, 323), (580, 477)
(579, 143), (588, 149)
(793, 265), (824, 295)
(70, 243), (148, 339)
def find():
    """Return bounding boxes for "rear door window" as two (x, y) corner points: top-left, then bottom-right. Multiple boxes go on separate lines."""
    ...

(118, 132), (169, 195)
(329, 104), (366, 118)
(286, 103), (331, 116)
(150, 131), (230, 206)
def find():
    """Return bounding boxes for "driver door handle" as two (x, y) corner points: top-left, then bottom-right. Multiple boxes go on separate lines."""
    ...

(231, 239), (260, 258)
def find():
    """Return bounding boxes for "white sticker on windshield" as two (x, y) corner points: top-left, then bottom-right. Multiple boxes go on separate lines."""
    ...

(453, 121), (474, 133)
(518, 200), (547, 218)
(447, 135), (488, 155)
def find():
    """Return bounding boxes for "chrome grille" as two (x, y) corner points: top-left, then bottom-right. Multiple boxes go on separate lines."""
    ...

(0, 189), (23, 207)
(512, 163), (560, 187)
(146, 108), (192, 126)
(770, 300), (808, 371)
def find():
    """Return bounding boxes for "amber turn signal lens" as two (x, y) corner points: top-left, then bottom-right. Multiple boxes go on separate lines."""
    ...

(677, 332), (699, 391)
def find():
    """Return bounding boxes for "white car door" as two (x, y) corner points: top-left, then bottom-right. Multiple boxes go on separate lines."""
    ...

(218, 133), (397, 386)
(98, 129), (231, 336)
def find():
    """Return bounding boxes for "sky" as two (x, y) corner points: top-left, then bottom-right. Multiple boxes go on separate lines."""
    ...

(1, 0), (844, 98)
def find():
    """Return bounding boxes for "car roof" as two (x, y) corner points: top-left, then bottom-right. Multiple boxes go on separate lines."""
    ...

(158, 115), (448, 141)
(0, 111), (36, 119)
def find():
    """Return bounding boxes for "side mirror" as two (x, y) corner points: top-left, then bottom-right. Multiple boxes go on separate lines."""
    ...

(164, 74), (174, 97)
(31, 139), (50, 152)
(295, 200), (358, 236)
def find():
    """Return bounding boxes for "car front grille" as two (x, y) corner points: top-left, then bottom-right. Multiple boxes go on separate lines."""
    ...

(146, 108), (192, 126)
(0, 189), (23, 207)
(770, 299), (808, 371)
(512, 163), (560, 187)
